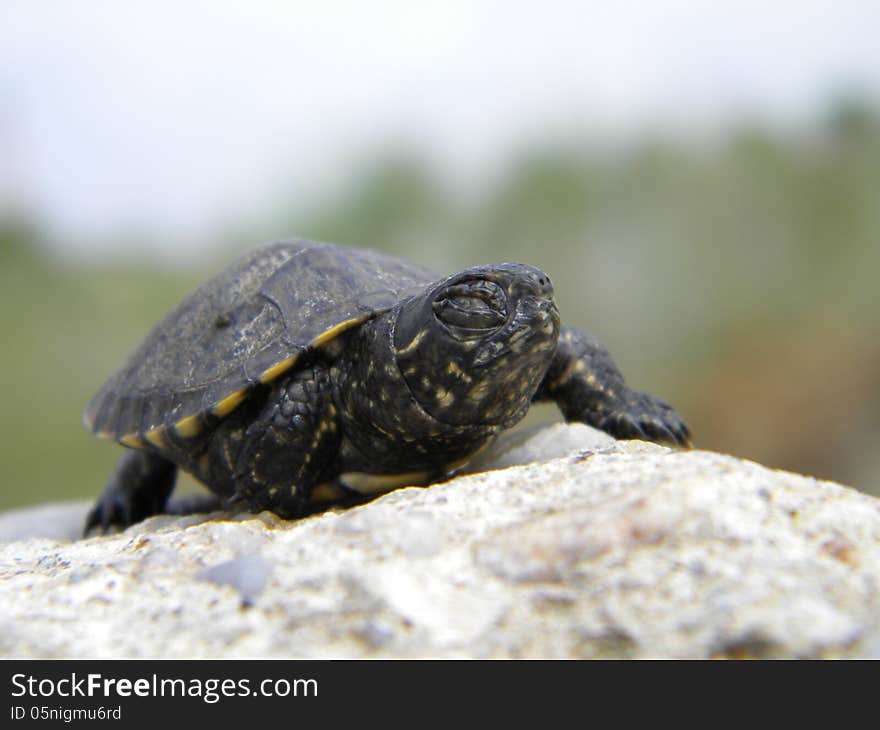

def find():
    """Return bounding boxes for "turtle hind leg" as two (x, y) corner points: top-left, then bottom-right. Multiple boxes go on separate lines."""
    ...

(535, 326), (692, 447)
(84, 450), (178, 536)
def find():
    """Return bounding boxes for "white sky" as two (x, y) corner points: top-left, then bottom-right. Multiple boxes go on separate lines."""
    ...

(2, 1), (879, 254)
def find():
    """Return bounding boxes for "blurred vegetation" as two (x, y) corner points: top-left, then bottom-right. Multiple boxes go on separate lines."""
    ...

(2, 98), (879, 510)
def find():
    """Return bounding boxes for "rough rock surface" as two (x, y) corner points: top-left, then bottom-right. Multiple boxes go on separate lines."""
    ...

(2, 423), (879, 658)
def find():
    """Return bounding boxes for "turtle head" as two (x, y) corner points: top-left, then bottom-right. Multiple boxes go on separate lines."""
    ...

(394, 263), (560, 428)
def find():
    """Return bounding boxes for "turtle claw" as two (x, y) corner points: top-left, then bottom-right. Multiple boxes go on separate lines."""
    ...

(83, 451), (177, 537)
(84, 493), (128, 536)
(602, 411), (648, 441)
(599, 391), (692, 448)
(84, 484), (166, 536)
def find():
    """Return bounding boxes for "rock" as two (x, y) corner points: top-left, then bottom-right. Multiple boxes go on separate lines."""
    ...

(464, 421), (616, 472)
(2, 424), (880, 658)
(0, 501), (91, 544)
(197, 554), (274, 607)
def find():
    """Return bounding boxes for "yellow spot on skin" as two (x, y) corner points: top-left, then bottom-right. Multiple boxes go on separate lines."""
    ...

(468, 380), (493, 401)
(95, 430), (114, 441)
(119, 433), (144, 449)
(144, 428), (167, 449)
(174, 414), (201, 438)
(395, 329), (427, 356)
(310, 317), (367, 348)
(548, 358), (583, 390)
(435, 387), (455, 407)
(445, 360), (472, 383)
(259, 354), (299, 384)
(211, 388), (249, 417)
(507, 327), (529, 346)
(339, 471), (431, 495)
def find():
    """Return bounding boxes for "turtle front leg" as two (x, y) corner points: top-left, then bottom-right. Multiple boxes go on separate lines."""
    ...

(221, 362), (341, 518)
(84, 451), (178, 535)
(535, 326), (691, 447)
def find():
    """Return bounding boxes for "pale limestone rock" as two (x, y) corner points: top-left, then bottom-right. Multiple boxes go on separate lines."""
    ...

(1, 425), (879, 658)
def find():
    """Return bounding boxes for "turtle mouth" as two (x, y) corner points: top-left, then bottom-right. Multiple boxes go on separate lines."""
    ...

(470, 296), (559, 369)
(540, 298), (561, 330)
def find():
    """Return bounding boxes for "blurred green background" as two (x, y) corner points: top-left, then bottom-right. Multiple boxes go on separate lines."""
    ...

(2, 4), (879, 509)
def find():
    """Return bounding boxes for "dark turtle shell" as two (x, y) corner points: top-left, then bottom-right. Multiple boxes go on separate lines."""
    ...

(84, 240), (438, 449)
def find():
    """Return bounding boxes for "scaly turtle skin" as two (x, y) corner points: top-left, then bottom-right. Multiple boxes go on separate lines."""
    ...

(84, 240), (690, 533)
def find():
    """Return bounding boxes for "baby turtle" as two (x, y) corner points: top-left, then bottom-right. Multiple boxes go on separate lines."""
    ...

(84, 240), (690, 533)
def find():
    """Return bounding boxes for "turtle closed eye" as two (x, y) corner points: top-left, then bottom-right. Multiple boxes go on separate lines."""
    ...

(433, 295), (507, 331)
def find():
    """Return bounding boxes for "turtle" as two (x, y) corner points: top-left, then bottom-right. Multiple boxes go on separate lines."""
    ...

(83, 239), (691, 534)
